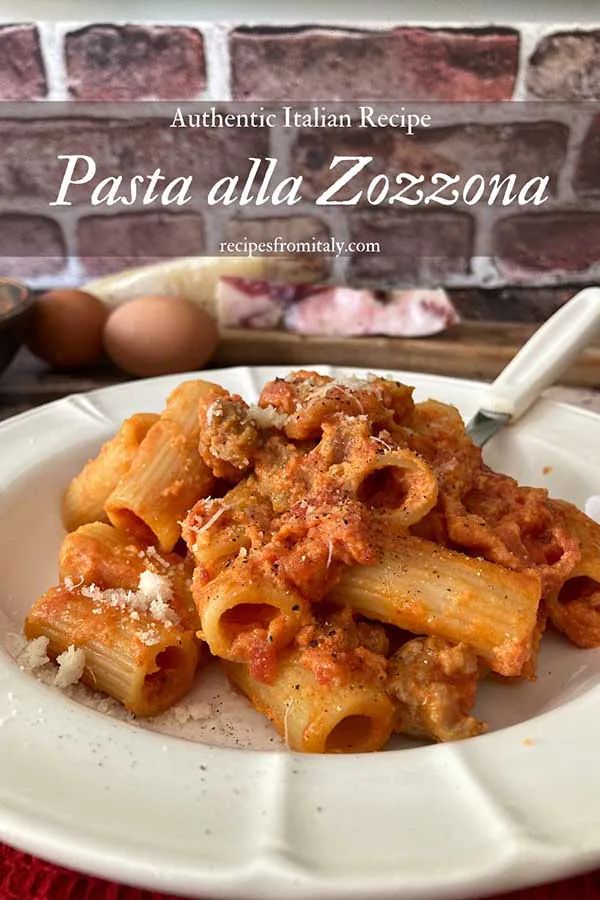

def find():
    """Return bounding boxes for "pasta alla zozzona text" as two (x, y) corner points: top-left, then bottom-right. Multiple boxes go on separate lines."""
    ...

(50, 155), (550, 209)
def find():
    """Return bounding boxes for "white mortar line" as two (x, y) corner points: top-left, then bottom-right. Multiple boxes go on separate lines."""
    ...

(201, 22), (232, 101)
(267, 119), (293, 177)
(36, 21), (69, 100)
(512, 23), (542, 100)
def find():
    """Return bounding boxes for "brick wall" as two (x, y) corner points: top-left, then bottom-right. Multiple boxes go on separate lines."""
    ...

(1, 20), (600, 321)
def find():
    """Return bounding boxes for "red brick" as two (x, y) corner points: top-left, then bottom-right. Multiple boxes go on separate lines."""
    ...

(527, 31), (600, 100)
(0, 118), (268, 206)
(231, 27), (519, 101)
(78, 212), (205, 276)
(0, 214), (65, 277)
(0, 25), (46, 99)
(574, 114), (600, 194)
(66, 25), (205, 100)
(0, 120), (112, 204)
(449, 287), (577, 322)
(293, 122), (567, 203)
(347, 211), (473, 283)
(494, 214), (600, 276)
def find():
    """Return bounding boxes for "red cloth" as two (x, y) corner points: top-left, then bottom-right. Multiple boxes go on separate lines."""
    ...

(2, 844), (600, 900)
(0, 845), (182, 900)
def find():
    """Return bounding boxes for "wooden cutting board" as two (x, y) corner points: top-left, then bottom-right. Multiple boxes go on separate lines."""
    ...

(214, 322), (600, 388)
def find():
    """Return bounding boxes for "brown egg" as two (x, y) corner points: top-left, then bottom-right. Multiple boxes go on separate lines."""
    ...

(103, 295), (219, 378)
(27, 289), (107, 369)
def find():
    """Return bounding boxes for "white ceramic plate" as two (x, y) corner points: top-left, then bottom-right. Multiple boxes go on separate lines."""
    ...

(1, 365), (600, 900)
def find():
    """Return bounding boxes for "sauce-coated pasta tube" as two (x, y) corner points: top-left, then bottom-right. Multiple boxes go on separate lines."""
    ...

(59, 521), (199, 631)
(62, 413), (158, 532)
(183, 478), (273, 581)
(25, 586), (199, 717)
(547, 500), (600, 647)
(105, 381), (216, 552)
(329, 535), (541, 676)
(222, 650), (395, 753)
(311, 415), (437, 529)
(353, 447), (438, 528)
(197, 556), (310, 676)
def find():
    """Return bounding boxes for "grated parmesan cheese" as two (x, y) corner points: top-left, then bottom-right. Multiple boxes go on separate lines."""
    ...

(16, 635), (50, 671)
(207, 393), (287, 431)
(64, 575), (83, 591)
(170, 700), (211, 726)
(149, 602), (174, 628)
(190, 504), (226, 537)
(303, 378), (378, 414)
(54, 645), (86, 689)
(246, 404), (288, 430)
(67, 568), (179, 628)
(139, 570), (173, 606)
(326, 539), (334, 570)
(81, 583), (137, 608)
(331, 374), (378, 389)
(144, 546), (170, 568)
(306, 374), (383, 405)
(206, 400), (223, 426)
(137, 629), (161, 646)
(371, 435), (393, 452)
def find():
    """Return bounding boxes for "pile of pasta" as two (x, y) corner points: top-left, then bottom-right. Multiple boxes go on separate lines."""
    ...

(25, 371), (600, 752)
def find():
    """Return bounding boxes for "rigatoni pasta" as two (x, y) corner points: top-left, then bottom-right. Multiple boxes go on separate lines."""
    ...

(545, 500), (600, 648)
(197, 555), (310, 678)
(59, 521), (199, 631)
(22, 368), (600, 752)
(105, 381), (215, 551)
(329, 535), (541, 676)
(223, 649), (395, 753)
(183, 477), (273, 581)
(25, 585), (199, 717)
(62, 413), (158, 531)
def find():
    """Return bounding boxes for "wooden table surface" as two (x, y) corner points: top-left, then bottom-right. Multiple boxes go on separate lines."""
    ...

(3, 346), (600, 423)
(2, 346), (600, 900)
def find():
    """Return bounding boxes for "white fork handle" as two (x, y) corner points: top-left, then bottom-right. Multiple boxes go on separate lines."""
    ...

(480, 287), (600, 421)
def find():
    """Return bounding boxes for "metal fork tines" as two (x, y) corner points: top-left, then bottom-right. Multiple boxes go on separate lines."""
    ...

(466, 410), (510, 448)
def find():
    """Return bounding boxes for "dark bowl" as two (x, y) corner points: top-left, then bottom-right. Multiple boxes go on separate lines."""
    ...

(0, 279), (35, 379)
